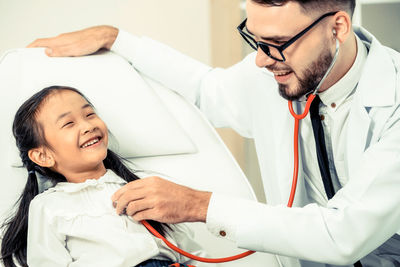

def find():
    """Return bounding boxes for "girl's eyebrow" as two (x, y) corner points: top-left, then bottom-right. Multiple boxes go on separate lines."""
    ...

(82, 103), (92, 110)
(55, 103), (92, 123)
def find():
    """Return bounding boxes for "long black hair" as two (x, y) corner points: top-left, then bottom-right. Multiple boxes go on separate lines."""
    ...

(1, 86), (168, 267)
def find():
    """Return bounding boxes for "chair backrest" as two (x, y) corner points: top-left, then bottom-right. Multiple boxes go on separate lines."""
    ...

(0, 49), (280, 267)
(0, 48), (196, 217)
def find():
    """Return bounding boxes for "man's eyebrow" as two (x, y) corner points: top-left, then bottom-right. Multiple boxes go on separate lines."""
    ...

(55, 104), (93, 123)
(246, 26), (291, 42)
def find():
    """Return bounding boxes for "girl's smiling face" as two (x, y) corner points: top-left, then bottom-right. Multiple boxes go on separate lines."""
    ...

(30, 89), (108, 182)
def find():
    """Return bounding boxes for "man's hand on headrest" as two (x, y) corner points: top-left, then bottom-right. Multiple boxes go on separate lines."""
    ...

(27, 25), (119, 57)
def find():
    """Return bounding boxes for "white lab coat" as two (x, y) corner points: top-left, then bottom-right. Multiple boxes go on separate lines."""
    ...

(111, 26), (400, 266)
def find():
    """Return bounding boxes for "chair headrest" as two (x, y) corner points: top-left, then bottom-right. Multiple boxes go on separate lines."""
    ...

(0, 48), (196, 171)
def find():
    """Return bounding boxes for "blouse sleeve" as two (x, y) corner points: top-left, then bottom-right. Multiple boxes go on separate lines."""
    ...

(27, 197), (73, 267)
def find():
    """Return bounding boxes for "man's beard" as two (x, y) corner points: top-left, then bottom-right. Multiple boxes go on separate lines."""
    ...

(278, 48), (334, 101)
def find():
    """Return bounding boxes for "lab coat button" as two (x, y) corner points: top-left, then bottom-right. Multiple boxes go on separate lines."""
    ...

(331, 102), (336, 108)
(320, 115), (325, 121)
(219, 230), (226, 237)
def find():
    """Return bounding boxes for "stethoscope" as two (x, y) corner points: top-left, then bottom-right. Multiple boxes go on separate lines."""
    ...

(287, 38), (340, 207)
(141, 38), (341, 265)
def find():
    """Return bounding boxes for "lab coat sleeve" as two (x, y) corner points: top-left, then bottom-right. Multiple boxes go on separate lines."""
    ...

(27, 197), (73, 267)
(207, 112), (400, 265)
(111, 29), (267, 138)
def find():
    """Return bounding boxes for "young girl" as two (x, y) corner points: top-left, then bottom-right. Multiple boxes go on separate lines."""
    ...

(0, 86), (204, 267)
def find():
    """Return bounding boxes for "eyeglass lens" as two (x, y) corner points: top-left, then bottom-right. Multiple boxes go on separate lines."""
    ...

(239, 27), (284, 61)
(258, 44), (284, 61)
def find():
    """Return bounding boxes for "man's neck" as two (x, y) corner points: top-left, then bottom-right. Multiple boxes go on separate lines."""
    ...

(319, 32), (358, 92)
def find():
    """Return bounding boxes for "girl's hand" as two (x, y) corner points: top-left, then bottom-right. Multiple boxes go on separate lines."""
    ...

(111, 176), (212, 224)
(27, 25), (119, 57)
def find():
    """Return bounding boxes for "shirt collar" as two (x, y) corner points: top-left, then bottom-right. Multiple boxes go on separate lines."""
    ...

(47, 170), (126, 193)
(319, 35), (368, 108)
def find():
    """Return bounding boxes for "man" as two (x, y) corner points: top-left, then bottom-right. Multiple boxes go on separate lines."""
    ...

(28, 0), (400, 266)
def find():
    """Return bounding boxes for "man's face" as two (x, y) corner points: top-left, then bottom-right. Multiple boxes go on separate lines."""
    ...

(246, 1), (335, 100)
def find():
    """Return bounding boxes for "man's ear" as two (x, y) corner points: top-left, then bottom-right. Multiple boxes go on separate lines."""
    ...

(28, 147), (55, 168)
(332, 11), (352, 44)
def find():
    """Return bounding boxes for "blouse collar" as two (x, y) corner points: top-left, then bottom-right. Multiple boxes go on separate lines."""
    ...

(46, 170), (126, 193)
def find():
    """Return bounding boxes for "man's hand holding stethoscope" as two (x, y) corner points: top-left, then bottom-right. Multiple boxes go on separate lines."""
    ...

(111, 176), (212, 224)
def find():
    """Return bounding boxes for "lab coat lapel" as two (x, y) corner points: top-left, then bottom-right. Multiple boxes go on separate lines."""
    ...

(345, 27), (397, 179)
(345, 94), (371, 180)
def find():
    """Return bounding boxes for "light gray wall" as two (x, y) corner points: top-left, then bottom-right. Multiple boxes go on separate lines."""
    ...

(361, 3), (400, 52)
(0, 0), (212, 64)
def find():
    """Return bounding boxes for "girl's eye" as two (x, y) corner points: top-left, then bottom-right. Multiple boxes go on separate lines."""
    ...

(62, 121), (73, 128)
(87, 113), (95, 117)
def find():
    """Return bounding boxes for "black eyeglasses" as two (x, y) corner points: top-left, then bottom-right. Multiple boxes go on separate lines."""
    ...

(237, 11), (338, 62)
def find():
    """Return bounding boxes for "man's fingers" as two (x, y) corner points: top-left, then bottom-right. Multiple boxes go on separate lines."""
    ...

(26, 38), (46, 48)
(110, 176), (210, 223)
(126, 199), (152, 217)
(44, 47), (53, 56)
(26, 38), (62, 57)
(113, 182), (148, 215)
(27, 37), (58, 48)
(111, 179), (147, 203)
(132, 209), (154, 222)
(115, 192), (145, 215)
(111, 183), (130, 204)
(27, 26), (118, 57)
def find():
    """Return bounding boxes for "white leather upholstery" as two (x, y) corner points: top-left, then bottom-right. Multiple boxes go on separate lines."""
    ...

(0, 49), (280, 267)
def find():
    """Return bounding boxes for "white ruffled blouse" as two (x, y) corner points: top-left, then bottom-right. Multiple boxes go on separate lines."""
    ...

(27, 170), (204, 267)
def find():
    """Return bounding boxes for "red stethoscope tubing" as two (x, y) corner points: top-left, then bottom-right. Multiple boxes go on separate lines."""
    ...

(140, 39), (338, 265)
(141, 220), (255, 263)
(287, 94), (316, 207)
(139, 95), (316, 263)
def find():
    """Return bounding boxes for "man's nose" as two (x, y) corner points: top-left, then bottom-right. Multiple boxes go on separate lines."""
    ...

(255, 48), (277, 68)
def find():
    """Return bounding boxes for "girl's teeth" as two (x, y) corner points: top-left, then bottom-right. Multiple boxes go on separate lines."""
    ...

(82, 138), (99, 148)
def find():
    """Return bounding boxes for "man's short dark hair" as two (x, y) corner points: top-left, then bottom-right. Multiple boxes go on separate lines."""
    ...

(251, 0), (356, 18)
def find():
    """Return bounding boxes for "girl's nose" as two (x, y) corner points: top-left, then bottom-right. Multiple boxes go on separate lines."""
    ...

(82, 122), (96, 135)
(83, 128), (95, 135)
(255, 48), (277, 68)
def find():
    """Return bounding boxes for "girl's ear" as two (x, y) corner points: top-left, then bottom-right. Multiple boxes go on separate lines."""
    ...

(28, 147), (55, 168)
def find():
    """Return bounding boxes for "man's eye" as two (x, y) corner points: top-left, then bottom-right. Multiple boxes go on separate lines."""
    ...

(87, 113), (95, 117)
(273, 41), (286, 45)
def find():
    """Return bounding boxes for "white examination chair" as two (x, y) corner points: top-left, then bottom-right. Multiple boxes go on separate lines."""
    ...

(0, 49), (280, 267)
